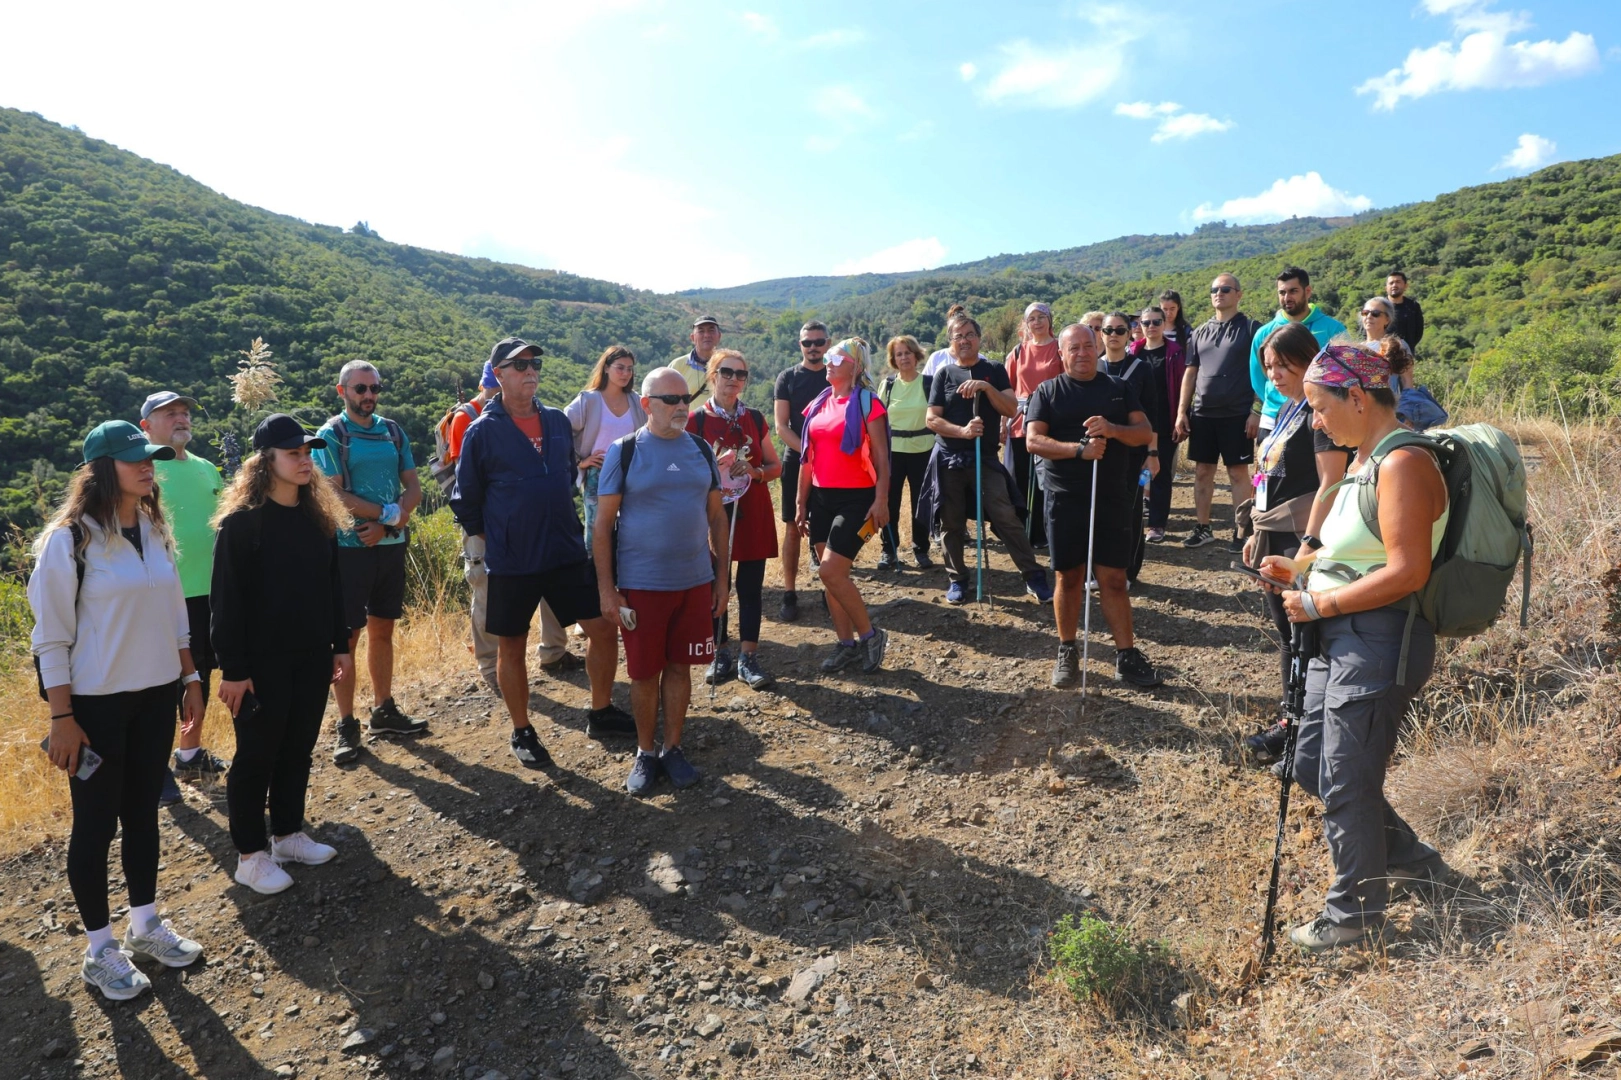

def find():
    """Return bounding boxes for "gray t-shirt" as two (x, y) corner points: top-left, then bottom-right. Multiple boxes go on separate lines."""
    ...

(598, 429), (720, 592)
(1185, 315), (1258, 418)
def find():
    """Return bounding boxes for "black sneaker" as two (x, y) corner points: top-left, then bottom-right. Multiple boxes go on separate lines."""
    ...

(333, 716), (362, 765)
(912, 550), (934, 570)
(1182, 524), (1215, 548)
(586, 703), (638, 740)
(173, 748), (230, 777)
(539, 651), (584, 676)
(510, 725), (554, 769)
(158, 768), (184, 807)
(1114, 647), (1163, 688)
(737, 651), (775, 690)
(876, 548), (897, 571)
(1227, 532), (1246, 553)
(369, 698), (428, 736)
(704, 648), (736, 686)
(1051, 642), (1080, 688)
(778, 591), (800, 623)
(1244, 721), (1290, 764)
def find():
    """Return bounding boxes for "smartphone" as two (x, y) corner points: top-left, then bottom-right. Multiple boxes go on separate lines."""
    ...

(1230, 560), (1293, 588)
(40, 735), (102, 781)
(857, 516), (878, 541)
(237, 691), (262, 721)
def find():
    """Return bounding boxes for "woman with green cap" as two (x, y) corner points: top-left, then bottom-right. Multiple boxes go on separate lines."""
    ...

(29, 420), (206, 1000)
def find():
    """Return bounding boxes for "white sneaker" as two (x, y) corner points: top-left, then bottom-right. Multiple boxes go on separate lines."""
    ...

(123, 917), (203, 968)
(235, 850), (294, 894)
(81, 943), (151, 1001)
(271, 831), (337, 866)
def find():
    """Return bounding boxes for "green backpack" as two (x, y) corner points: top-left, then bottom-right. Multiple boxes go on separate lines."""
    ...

(1322, 423), (1532, 678)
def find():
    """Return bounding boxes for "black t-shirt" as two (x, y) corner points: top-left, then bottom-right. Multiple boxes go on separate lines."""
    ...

(1258, 403), (1349, 506)
(773, 364), (829, 456)
(1134, 344), (1173, 431)
(1101, 354), (1160, 469)
(120, 524), (143, 558)
(928, 359), (1010, 459)
(1026, 372), (1141, 499)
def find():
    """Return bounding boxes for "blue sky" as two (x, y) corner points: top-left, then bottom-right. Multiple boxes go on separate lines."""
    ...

(3, 1), (1616, 292)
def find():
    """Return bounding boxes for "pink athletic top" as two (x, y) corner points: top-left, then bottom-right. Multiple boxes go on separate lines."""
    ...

(804, 392), (887, 489)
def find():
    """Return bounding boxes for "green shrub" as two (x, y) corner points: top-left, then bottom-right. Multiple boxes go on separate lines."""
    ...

(1047, 912), (1157, 1008)
(1464, 316), (1621, 416)
(404, 507), (467, 613)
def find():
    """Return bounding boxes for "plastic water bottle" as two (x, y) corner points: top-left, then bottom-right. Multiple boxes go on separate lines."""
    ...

(1139, 467), (1151, 489)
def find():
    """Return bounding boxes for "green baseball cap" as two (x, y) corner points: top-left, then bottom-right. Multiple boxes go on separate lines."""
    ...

(83, 420), (177, 464)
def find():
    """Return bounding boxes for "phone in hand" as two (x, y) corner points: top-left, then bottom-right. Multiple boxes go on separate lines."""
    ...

(40, 735), (102, 781)
(1230, 560), (1293, 588)
(237, 691), (262, 721)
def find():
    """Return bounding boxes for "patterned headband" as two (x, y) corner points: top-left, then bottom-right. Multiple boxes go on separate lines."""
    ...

(1304, 344), (1392, 391)
(825, 338), (869, 368)
(1024, 302), (1052, 319)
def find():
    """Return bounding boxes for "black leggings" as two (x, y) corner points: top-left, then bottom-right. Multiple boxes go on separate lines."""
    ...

(67, 682), (176, 932)
(227, 649), (334, 854)
(716, 559), (766, 647)
(883, 450), (932, 555)
(1148, 430), (1176, 528)
(1006, 437), (1046, 546)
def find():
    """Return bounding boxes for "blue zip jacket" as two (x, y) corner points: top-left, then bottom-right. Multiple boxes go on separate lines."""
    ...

(1249, 304), (1347, 422)
(451, 394), (586, 576)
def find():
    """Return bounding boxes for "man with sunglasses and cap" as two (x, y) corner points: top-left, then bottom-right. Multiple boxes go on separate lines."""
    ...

(313, 360), (426, 764)
(453, 338), (635, 769)
(773, 321), (831, 623)
(139, 391), (229, 805)
(672, 315), (722, 398)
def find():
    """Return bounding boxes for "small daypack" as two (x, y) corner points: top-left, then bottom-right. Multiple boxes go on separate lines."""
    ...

(324, 413), (409, 492)
(607, 429), (717, 585)
(33, 523), (84, 701)
(428, 401), (480, 497)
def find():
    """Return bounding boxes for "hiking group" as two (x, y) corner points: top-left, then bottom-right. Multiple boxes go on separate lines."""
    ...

(28, 263), (1533, 1002)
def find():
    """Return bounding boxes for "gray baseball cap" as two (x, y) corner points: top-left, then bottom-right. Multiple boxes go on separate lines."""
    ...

(140, 390), (200, 419)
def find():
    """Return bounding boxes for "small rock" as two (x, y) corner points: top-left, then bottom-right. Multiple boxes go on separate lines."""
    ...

(275, 1066), (298, 1079)
(695, 1014), (724, 1039)
(1457, 1038), (1494, 1060)
(431, 1044), (456, 1074)
(913, 971), (934, 990)
(477, 971), (496, 991)
(567, 870), (606, 906)
(342, 1028), (377, 1052)
(302, 936), (320, 948)
(42, 1039), (68, 1060)
(783, 968), (825, 1003)
(726, 1039), (753, 1058)
(429, 1011), (447, 1026)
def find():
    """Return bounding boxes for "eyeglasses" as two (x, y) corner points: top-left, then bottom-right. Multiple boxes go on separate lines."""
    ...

(348, 383), (384, 395)
(608, 363), (635, 374)
(716, 366), (749, 381)
(1210, 285), (1235, 295)
(647, 392), (696, 406)
(950, 333), (980, 342)
(499, 360), (540, 372)
(1100, 326), (1129, 336)
(1139, 318), (1164, 327)
(1360, 309), (1387, 318)
(800, 338), (828, 348)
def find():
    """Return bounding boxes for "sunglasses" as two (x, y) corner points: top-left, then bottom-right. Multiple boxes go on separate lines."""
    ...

(1139, 318), (1164, 327)
(800, 338), (828, 348)
(1360, 309), (1387, 318)
(716, 366), (749, 380)
(1210, 285), (1235, 295)
(499, 360), (540, 372)
(648, 392), (697, 406)
(348, 383), (384, 394)
(1100, 326), (1129, 336)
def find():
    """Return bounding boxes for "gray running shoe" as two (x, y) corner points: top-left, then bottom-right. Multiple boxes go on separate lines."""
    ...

(820, 641), (863, 673)
(861, 627), (888, 673)
(81, 944), (151, 1001)
(123, 918), (203, 968)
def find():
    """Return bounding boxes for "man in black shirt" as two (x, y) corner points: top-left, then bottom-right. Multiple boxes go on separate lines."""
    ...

(926, 314), (1051, 605)
(1027, 324), (1161, 689)
(772, 321), (831, 622)
(1385, 271), (1424, 352)
(1099, 311), (1163, 583)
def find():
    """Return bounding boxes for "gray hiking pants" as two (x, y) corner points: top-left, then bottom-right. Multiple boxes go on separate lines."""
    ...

(1292, 606), (1439, 929)
(937, 462), (1042, 585)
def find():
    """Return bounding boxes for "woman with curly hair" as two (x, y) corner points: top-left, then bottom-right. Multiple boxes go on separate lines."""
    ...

(210, 414), (353, 896)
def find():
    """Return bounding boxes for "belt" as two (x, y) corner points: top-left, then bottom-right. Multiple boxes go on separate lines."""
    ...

(890, 428), (930, 439)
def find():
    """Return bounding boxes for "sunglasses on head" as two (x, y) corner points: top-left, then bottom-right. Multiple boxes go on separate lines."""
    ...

(648, 392), (696, 406)
(1210, 285), (1235, 295)
(716, 366), (749, 381)
(348, 382), (384, 394)
(800, 337), (828, 348)
(1100, 326), (1129, 336)
(499, 359), (540, 372)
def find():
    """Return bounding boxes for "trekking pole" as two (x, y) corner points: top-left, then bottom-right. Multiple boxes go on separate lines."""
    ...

(1259, 619), (1315, 967)
(1080, 454), (1099, 710)
(974, 392), (985, 604)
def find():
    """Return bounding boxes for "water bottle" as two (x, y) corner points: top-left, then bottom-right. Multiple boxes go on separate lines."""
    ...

(1139, 466), (1151, 489)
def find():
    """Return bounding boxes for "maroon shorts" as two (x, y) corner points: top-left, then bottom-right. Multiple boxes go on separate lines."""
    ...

(620, 584), (715, 680)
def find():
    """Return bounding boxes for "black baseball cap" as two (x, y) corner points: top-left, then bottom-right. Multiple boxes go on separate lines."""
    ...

(692, 314), (719, 329)
(253, 414), (328, 451)
(488, 337), (543, 366)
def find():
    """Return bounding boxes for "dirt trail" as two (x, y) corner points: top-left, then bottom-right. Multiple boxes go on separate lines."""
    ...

(0, 489), (1334, 1080)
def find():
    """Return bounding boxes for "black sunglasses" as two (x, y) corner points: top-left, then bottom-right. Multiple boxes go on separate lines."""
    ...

(1139, 318), (1164, 327)
(499, 359), (541, 372)
(648, 392), (696, 406)
(1100, 326), (1129, 336)
(1360, 309), (1387, 318)
(800, 338), (828, 348)
(348, 382), (384, 394)
(1210, 285), (1235, 295)
(716, 366), (749, 380)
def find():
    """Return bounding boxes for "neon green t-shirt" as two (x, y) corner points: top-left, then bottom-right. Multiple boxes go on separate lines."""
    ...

(155, 452), (223, 597)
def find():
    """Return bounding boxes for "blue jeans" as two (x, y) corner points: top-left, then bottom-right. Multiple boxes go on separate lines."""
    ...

(581, 466), (601, 545)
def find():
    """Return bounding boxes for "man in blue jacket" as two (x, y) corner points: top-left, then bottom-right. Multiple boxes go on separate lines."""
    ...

(452, 338), (635, 768)
(1249, 266), (1346, 437)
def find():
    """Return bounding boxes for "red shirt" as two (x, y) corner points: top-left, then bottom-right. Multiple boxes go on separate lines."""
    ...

(1006, 339), (1063, 438)
(512, 411), (544, 455)
(805, 393), (887, 489)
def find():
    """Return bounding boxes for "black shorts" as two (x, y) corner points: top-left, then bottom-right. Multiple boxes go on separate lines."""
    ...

(808, 486), (874, 561)
(779, 455), (801, 523)
(338, 543), (408, 631)
(486, 560), (601, 638)
(1046, 489), (1134, 573)
(1187, 413), (1254, 467)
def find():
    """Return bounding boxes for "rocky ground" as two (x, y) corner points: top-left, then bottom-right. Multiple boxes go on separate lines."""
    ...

(0, 483), (1607, 1079)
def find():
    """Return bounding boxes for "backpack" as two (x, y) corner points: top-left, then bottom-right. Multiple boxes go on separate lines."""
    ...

(324, 413), (409, 492)
(33, 523), (85, 701)
(1322, 424), (1532, 681)
(428, 401), (480, 497)
(607, 429), (718, 585)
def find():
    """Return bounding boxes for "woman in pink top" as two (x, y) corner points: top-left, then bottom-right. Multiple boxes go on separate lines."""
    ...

(1004, 302), (1064, 547)
(794, 339), (891, 676)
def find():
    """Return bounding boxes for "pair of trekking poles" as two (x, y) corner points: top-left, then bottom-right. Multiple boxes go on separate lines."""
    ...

(1258, 617), (1318, 967)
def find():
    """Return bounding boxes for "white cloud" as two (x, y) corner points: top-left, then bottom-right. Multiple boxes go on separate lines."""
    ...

(1116, 100), (1232, 141)
(741, 11), (779, 41)
(1114, 101), (1180, 120)
(811, 84), (877, 124)
(898, 120), (935, 143)
(803, 27), (865, 48)
(832, 238), (948, 276)
(959, 61), (978, 81)
(976, 5), (1140, 109)
(1358, 1), (1599, 110)
(1495, 132), (1558, 172)
(1192, 173), (1373, 224)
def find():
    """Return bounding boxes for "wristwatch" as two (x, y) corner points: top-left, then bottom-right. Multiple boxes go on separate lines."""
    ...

(181, 671), (202, 686)
(1146, 450), (1159, 457)
(1299, 534), (1322, 551)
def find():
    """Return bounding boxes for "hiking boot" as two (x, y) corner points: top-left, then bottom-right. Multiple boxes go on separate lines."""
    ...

(123, 918), (203, 969)
(737, 651), (775, 690)
(369, 698), (428, 737)
(876, 547), (897, 571)
(586, 703), (638, 739)
(271, 831), (337, 866)
(1288, 916), (1384, 952)
(1244, 721), (1290, 764)
(1182, 524), (1215, 548)
(539, 651), (584, 676)
(1145, 527), (1167, 544)
(912, 549), (934, 570)
(820, 641), (863, 673)
(1115, 647), (1163, 688)
(173, 747), (230, 778)
(510, 725), (554, 769)
(1388, 853), (1449, 901)
(81, 943), (151, 1001)
(945, 581), (967, 605)
(778, 591), (800, 623)
(1051, 642), (1080, 688)
(704, 648), (736, 686)
(1023, 570), (1054, 603)
(861, 627), (888, 673)
(234, 850), (294, 895)
(626, 752), (662, 796)
(660, 745), (701, 789)
(158, 768), (184, 807)
(332, 716), (362, 765)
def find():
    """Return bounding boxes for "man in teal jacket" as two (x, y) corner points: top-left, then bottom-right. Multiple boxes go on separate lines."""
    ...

(1249, 266), (1346, 433)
